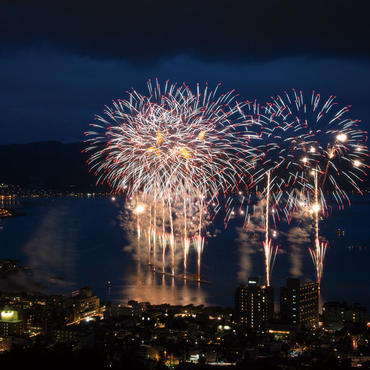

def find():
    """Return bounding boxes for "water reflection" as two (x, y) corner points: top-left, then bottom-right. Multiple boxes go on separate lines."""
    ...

(118, 264), (208, 306)
(1, 196), (370, 309)
(23, 204), (77, 289)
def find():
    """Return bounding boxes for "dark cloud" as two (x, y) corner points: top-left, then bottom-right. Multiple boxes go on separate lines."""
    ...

(1, 0), (369, 63)
(1, 51), (369, 144)
(0, 1), (369, 145)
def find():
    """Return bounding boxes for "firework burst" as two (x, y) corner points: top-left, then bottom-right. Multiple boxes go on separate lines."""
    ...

(85, 80), (254, 199)
(259, 89), (368, 211)
(86, 80), (255, 280)
(251, 89), (368, 285)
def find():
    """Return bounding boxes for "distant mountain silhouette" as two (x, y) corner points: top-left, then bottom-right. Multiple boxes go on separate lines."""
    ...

(0, 141), (103, 190)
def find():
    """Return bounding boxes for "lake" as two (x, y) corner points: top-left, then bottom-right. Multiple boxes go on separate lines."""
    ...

(0, 195), (369, 309)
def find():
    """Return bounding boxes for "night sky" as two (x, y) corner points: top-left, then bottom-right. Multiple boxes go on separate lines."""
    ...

(1, 0), (370, 145)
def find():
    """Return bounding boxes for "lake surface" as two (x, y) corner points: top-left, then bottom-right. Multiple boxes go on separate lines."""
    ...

(0, 195), (369, 309)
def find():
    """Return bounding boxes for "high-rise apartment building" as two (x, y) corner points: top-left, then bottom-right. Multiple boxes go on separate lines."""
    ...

(280, 278), (319, 328)
(235, 277), (274, 332)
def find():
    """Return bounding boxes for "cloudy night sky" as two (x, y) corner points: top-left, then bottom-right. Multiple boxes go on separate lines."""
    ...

(1, 0), (370, 145)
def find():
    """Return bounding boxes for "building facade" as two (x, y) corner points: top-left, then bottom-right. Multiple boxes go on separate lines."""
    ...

(235, 277), (274, 332)
(280, 278), (319, 328)
(323, 301), (367, 329)
(344, 303), (367, 325)
(322, 301), (346, 330)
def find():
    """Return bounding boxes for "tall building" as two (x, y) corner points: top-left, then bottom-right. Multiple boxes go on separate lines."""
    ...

(0, 307), (25, 337)
(235, 277), (274, 332)
(280, 278), (319, 328)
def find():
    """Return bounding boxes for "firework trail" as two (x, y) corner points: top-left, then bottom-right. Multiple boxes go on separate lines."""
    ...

(309, 241), (327, 287)
(311, 166), (325, 285)
(262, 170), (278, 286)
(237, 101), (280, 285)
(234, 196), (278, 285)
(122, 193), (212, 279)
